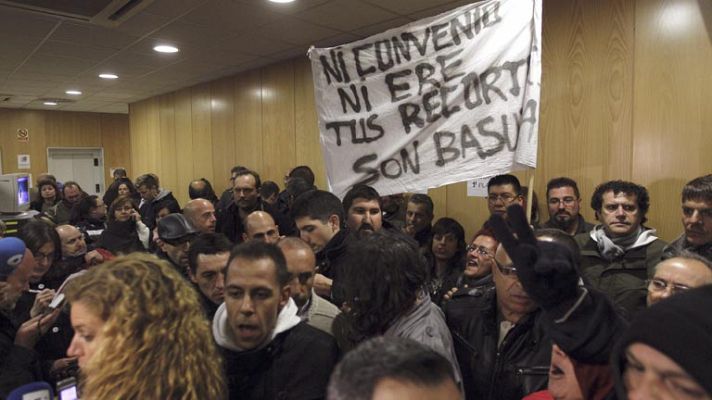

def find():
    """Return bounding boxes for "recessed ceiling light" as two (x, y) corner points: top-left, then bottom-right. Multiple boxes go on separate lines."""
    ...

(268, 0), (295, 3)
(65, 90), (82, 95)
(44, 101), (58, 106)
(99, 73), (118, 79)
(154, 45), (179, 53)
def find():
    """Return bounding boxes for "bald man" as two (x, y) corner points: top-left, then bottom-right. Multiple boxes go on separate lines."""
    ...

(183, 198), (217, 233)
(277, 237), (340, 335)
(647, 252), (712, 306)
(242, 211), (280, 244)
(56, 225), (103, 269)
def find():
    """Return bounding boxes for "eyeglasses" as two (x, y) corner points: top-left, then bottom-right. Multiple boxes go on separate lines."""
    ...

(33, 251), (54, 262)
(466, 245), (493, 258)
(494, 259), (517, 276)
(291, 271), (314, 285)
(548, 197), (577, 206)
(647, 278), (691, 294)
(233, 188), (255, 195)
(487, 193), (517, 204)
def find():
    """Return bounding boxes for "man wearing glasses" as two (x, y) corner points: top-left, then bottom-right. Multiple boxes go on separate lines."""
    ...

(663, 174), (712, 261)
(646, 251), (712, 306)
(277, 237), (340, 336)
(542, 177), (594, 235)
(486, 174), (525, 217)
(445, 240), (550, 399)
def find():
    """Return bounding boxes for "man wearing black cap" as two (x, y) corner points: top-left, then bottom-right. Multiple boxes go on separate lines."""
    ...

(157, 213), (198, 278)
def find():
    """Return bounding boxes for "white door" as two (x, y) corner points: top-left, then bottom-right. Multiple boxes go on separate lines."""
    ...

(47, 148), (105, 195)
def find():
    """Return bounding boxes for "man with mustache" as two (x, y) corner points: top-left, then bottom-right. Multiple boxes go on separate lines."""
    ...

(663, 174), (712, 261)
(542, 177), (594, 235)
(575, 180), (666, 319)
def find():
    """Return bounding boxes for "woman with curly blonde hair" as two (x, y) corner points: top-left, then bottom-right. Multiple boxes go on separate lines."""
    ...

(64, 253), (225, 399)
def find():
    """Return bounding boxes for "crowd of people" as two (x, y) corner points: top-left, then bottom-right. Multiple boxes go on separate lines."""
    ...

(1, 165), (711, 400)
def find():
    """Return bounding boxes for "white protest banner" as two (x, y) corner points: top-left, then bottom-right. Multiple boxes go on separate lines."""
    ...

(308, 0), (542, 198)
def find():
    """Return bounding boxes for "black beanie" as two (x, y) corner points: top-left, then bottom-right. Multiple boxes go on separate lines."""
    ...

(614, 284), (712, 395)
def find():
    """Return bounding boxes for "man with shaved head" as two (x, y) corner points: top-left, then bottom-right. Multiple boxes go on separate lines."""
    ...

(243, 211), (280, 244)
(277, 237), (340, 335)
(184, 198), (217, 233)
(56, 225), (103, 272)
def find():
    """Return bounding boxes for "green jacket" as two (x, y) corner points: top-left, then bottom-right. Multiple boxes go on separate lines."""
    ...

(574, 231), (667, 319)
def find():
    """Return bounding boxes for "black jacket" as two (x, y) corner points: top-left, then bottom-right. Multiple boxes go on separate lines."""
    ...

(315, 229), (355, 307)
(445, 286), (550, 400)
(0, 311), (43, 398)
(139, 191), (179, 231)
(222, 322), (338, 400)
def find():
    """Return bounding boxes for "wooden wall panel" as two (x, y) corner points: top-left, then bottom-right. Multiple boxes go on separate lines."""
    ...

(234, 69), (264, 175)
(191, 83), (214, 185)
(211, 77), (236, 187)
(261, 61), (296, 185)
(294, 58), (327, 190)
(631, 0), (712, 240)
(100, 113), (131, 183)
(174, 88), (194, 203)
(0, 110), (47, 178)
(158, 93), (178, 199)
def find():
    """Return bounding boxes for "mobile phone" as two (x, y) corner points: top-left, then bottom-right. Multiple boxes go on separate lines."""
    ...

(57, 377), (79, 400)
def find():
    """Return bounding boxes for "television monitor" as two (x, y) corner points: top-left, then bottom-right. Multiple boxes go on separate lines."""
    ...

(0, 173), (31, 214)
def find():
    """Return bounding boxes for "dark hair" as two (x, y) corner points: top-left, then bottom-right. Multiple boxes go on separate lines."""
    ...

(547, 177), (581, 199)
(408, 194), (434, 216)
(154, 199), (181, 223)
(112, 168), (127, 179)
(289, 166), (315, 187)
(70, 195), (101, 225)
(19, 219), (60, 262)
(230, 166), (248, 177)
(520, 186), (540, 224)
(108, 197), (138, 223)
(227, 241), (290, 286)
(335, 232), (427, 348)
(136, 174), (159, 190)
(487, 174), (521, 194)
(188, 233), (233, 276)
(682, 174), (712, 204)
(286, 178), (314, 204)
(189, 178), (219, 203)
(37, 179), (61, 202)
(327, 336), (458, 400)
(431, 217), (466, 263)
(234, 169), (261, 190)
(291, 190), (344, 225)
(342, 185), (381, 213)
(259, 181), (280, 200)
(590, 180), (650, 223)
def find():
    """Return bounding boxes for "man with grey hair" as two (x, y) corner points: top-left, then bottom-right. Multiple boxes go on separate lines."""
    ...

(646, 250), (712, 306)
(277, 237), (340, 335)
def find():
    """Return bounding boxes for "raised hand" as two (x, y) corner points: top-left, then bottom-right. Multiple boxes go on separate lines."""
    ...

(488, 204), (579, 309)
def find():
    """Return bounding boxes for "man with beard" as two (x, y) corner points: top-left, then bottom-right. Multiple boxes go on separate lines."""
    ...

(663, 174), (712, 261)
(157, 213), (198, 278)
(575, 180), (666, 318)
(184, 198), (217, 233)
(47, 181), (86, 225)
(342, 185), (383, 236)
(542, 177), (594, 236)
(277, 237), (340, 335)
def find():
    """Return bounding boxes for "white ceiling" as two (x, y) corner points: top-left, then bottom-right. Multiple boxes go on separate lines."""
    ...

(0, 0), (473, 114)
